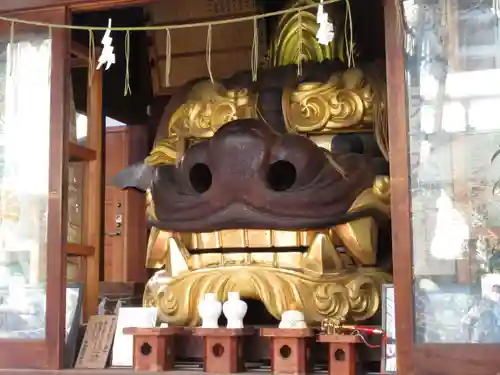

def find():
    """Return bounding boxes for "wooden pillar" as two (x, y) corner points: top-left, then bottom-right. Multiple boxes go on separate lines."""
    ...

(83, 64), (103, 321)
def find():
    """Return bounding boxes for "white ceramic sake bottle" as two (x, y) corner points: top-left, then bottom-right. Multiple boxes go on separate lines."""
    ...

(279, 310), (308, 328)
(198, 293), (222, 328)
(222, 292), (248, 329)
(279, 304), (308, 329)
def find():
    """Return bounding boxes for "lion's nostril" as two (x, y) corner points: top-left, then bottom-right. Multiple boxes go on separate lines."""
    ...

(189, 163), (212, 193)
(266, 160), (297, 192)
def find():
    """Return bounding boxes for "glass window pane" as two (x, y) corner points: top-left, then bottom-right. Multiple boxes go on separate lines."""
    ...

(69, 77), (87, 145)
(405, 0), (500, 343)
(0, 31), (51, 339)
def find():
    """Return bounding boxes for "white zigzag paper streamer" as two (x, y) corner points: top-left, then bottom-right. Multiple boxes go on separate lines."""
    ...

(96, 18), (116, 70)
(316, 0), (334, 45)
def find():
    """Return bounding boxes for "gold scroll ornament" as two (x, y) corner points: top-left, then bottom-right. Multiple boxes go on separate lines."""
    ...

(283, 68), (380, 134)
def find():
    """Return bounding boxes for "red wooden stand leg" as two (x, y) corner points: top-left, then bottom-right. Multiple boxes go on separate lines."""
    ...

(123, 327), (182, 372)
(193, 327), (255, 374)
(261, 328), (314, 375)
(317, 333), (361, 375)
(327, 342), (356, 375)
(204, 335), (243, 373)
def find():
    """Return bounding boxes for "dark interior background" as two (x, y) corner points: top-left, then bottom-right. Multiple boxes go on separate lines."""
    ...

(70, 0), (385, 132)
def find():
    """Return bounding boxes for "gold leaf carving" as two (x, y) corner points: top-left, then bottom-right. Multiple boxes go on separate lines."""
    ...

(283, 68), (381, 134)
(171, 82), (257, 140)
(144, 266), (390, 326)
(269, 0), (355, 67)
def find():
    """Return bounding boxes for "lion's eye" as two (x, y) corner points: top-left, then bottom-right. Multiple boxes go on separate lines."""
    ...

(265, 160), (297, 192)
(188, 163), (212, 194)
(267, 134), (326, 189)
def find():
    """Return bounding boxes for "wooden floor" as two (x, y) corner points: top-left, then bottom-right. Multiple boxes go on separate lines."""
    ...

(0, 372), (302, 375)
(0, 369), (385, 375)
(0, 372), (384, 375)
(0, 357), (382, 375)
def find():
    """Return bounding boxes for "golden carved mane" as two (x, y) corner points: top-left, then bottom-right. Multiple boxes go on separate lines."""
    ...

(146, 0), (389, 166)
(269, 0), (353, 66)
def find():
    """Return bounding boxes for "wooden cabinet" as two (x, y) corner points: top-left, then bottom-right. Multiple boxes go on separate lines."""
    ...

(104, 125), (150, 283)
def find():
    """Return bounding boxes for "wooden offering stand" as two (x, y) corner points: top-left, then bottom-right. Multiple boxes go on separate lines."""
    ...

(317, 333), (362, 375)
(123, 327), (183, 371)
(260, 328), (315, 375)
(193, 327), (255, 374)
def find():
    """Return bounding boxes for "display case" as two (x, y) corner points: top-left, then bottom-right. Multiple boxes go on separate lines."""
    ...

(386, 0), (500, 373)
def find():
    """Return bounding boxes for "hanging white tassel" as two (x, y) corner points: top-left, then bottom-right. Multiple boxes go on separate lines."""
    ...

(316, 0), (334, 45)
(114, 299), (123, 315)
(96, 18), (116, 70)
(97, 297), (107, 315)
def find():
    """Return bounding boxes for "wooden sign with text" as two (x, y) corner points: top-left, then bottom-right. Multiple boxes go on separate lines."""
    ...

(75, 315), (117, 369)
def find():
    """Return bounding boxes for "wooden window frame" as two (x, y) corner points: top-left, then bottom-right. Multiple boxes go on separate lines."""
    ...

(0, 0), (124, 369)
(0, 8), (104, 369)
(0, 7), (69, 369)
(384, 0), (500, 374)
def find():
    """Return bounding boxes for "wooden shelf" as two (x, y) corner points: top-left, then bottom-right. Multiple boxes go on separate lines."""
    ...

(69, 142), (96, 162)
(66, 243), (95, 257)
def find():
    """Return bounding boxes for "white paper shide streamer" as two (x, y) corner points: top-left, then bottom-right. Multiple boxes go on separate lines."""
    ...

(96, 19), (116, 70)
(316, 0), (334, 45)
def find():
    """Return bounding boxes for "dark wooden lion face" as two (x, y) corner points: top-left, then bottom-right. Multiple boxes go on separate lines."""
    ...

(115, 118), (380, 232)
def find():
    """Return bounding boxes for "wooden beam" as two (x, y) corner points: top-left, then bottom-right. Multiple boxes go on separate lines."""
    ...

(66, 243), (95, 256)
(71, 41), (101, 68)
(0, 0), (151, 13)
(45, 7), (70, 370)
(71, 58), (87, 68)
(69, 141), (96, 162)
(155, 45), (254, 60)
(71, 41), (101, 61)
(71, 41), (88, 60)
(82, 60), (103, 321)
(383, 0), (414, 374)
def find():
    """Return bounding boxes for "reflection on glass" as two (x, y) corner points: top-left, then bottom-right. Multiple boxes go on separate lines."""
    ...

(67, 256), (85, 283)
(67, 162), (83, 244)
(69, 78), (87, 144)
(69, 77), (77, 143)
(0, 32), (51, 339)
(68, 79), (84, 246)
(382, 285), (396, 373)
(75, 112), (88, 142)
(405, 0), (500, 343)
